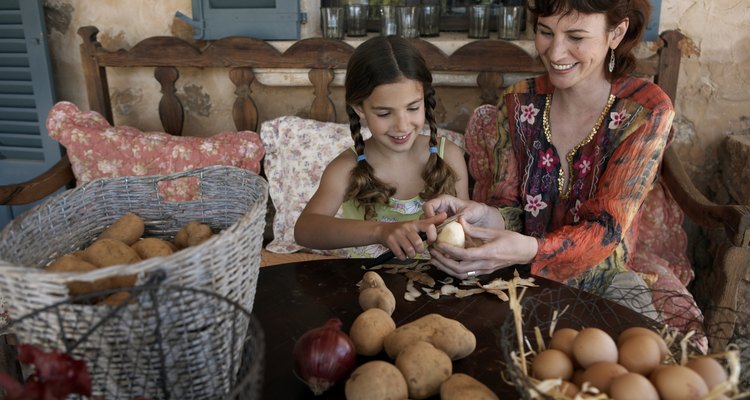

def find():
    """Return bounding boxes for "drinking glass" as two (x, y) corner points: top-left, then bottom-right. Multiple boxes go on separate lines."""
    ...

(396, 6), (420, 38)
(419, 4), (440, 37)
(468, 4), (490, 39)
(497, 5), (523, 40)
(346, 4), (368, 37)
(380, 5), (398, 36)
(321, 7), (345, 39)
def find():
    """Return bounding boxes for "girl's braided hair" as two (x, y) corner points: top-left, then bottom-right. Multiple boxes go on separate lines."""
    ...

(344, 36), (458, 220)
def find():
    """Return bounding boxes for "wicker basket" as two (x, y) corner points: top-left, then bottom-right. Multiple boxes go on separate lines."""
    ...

(500, 286), (749, 399)
(1, 272), (265, 399)
(0, 165), (267, 398)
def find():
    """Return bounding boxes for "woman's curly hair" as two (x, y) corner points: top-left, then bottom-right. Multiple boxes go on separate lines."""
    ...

(344, 36), (458, 220)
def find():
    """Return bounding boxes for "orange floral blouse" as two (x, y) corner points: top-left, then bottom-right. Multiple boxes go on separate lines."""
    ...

(468, 75), (675, 295)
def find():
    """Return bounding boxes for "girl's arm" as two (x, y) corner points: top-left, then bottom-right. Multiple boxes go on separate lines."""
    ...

(294, 153), (442, 259)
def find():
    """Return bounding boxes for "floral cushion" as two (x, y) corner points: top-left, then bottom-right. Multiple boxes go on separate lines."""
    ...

(261, 115), (464, 254)
(47, 102), (265, 202)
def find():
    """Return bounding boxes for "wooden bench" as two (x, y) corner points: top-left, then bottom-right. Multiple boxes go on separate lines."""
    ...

(1, 27), (748, 336)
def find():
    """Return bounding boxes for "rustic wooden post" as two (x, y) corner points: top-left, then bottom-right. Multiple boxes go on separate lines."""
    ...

(655, 30), (684, 103)
(309, 68), (336, 122)
(154, 66), (184, 136)
(77, 26), (113, 123)
(229, 67), (259, 132)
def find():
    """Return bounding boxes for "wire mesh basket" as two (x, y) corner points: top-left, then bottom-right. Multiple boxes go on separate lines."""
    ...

(1, 270), (264, 399)
(0, 165), (267, 326)
(499, 285), (749, 399)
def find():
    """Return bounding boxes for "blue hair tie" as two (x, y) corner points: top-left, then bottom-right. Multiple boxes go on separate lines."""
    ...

(357, 154), (366, 162)
(429, 146), (438, 154)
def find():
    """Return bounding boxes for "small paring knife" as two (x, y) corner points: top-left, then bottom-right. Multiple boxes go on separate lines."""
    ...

(364, 215), (459, 270)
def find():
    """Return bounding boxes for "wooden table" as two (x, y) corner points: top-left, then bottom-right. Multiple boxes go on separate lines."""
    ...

(253, 258), (657, 399)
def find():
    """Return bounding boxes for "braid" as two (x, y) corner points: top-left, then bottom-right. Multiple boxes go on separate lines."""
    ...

(344, 105), (395, 220)
(420, 84), (458, 200)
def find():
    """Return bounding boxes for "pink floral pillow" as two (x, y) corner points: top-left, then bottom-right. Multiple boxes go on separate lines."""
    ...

(47, 102), (265, 201)
(261, 115), (464, 254)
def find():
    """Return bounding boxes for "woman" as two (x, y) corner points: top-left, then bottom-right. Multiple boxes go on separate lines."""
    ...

(423, 0), (681, 317)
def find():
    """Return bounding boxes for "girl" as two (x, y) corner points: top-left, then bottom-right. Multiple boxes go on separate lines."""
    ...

(294, 36), (469, 260)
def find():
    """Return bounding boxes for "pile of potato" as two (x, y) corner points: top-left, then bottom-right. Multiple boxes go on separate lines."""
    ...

(44, 213), (214, 305)
(344, 271), (498, 400)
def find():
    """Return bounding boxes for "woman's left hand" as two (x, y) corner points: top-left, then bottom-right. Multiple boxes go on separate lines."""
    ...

(429, 219), (538, 279)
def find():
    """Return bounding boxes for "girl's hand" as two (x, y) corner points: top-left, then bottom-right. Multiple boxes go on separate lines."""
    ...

(428, 218), (538, 279)
(377, 214), (445, 260)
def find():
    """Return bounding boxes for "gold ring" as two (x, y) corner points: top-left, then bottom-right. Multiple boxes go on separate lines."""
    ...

(466, 271), (477, 277)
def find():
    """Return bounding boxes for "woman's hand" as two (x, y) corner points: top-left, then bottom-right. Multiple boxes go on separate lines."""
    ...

(428, 218), (538, 279)
(376, 214), (446, 260)
(422, 195), (506, 242)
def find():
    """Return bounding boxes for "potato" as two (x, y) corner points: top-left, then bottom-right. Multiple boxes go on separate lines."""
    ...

(384, 313), (476, 360)
(357, 271), (396, 316)
(98, 213), (144, 245)
(358, 270), (387, 289)
(395, 341), (452, 399)
(359, 287), (396, 316)
(99, 291), (133, 306)
(84, 238), (141, 267)
(45, 254), (101, 296)
(174, 221), (213, 249)
(350, 308), (396, 356)
(132, 237), (175, 259)
(82, 238), (139, 289)
(345, 360), (408, 400)
(440, 373), (499, 400)
(436, 221), (465, 248)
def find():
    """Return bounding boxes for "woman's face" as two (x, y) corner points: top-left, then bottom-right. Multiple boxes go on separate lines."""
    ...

(535, 11), (615, 91)
(354, 78), (425, 153)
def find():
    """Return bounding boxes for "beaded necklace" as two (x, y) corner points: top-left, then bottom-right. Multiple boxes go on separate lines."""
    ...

(542, 93), (616, 199)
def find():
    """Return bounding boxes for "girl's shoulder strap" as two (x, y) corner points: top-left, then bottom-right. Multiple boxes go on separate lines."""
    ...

(438, 136), (446, 158)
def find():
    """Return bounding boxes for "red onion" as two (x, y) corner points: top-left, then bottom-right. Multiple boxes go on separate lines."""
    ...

(293, 318), (356, 395)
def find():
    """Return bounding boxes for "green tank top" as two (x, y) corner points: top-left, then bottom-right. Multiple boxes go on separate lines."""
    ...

(334, 137), (446, 258)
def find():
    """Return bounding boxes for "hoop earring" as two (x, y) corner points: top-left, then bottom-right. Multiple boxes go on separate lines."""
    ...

(608, 48), (615, 73)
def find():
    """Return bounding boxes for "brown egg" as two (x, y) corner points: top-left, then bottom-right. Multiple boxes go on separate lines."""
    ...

(617, 326), (669, 361)
(652, 365), (709, 400)
(572, 328), (618, 368)
(686, 356), (728, 390)
(532, 349), (574, 380)
(618, 334), (661, 375)
(549, 328), (578, 359)
(580, 361), (628, 394)
(610, 372), (659, 400)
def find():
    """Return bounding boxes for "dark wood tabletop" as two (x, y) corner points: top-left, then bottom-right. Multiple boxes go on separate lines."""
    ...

(252, 258), (657, 400)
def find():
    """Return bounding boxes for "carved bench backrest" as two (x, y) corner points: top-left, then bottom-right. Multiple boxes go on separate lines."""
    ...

(78, 26), (683, 136)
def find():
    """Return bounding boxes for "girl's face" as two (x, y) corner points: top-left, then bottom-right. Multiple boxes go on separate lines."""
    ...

(535, 12), (623, 91)
(354, 78), (425, 152)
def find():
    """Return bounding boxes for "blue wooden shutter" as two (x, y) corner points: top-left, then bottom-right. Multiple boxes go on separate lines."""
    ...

(0, 0), (61, 228)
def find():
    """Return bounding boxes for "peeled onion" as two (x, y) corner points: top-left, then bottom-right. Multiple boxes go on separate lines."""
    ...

(293, 318), (356, 395)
